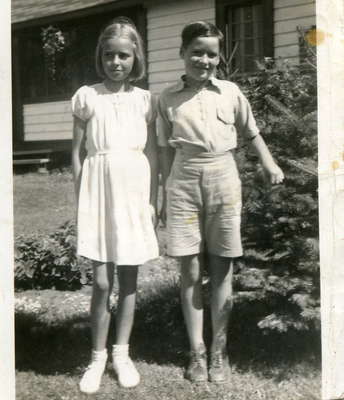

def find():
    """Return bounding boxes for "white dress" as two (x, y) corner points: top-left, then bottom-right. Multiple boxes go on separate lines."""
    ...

(71, 83), (159, 265)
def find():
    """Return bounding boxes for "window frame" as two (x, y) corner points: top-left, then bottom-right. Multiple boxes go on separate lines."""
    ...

(216, 0), (274, 73)
(12, 3), (147, 145)
(12, 4), (147, 104)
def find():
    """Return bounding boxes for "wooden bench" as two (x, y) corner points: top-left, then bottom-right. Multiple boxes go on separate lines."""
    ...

(13, 149), (52, 173)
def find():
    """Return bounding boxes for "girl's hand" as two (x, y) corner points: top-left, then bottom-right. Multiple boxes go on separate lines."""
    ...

(150, 204), (159, 229)
(264, 163), (284, 185)
(159, 201), (167, 227)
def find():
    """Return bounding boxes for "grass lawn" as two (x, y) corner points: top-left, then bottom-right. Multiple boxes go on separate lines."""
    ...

(14, 171), (321, 399)
(14, 170), (75, 236)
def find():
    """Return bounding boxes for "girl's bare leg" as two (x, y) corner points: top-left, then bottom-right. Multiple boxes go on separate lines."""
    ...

(112, 265), (140, 388)
(79, 261), (114, 394)
(91, 261), (115, 350)
(115, 265), (139, 344)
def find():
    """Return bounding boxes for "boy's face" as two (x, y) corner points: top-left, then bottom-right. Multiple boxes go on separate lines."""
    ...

(181, 36), (220, 83)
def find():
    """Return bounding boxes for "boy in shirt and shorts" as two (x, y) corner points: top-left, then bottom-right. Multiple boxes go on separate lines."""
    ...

(157, 21), (284, 383)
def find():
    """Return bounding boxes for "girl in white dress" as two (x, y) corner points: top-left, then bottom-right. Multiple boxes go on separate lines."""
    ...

(71, 17), (159, 394)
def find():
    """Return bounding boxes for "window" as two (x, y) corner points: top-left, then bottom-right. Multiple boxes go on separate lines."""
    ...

(216, 0), (273, 73)
(14, 7), (144, 103)
(18, 21), (102, 102)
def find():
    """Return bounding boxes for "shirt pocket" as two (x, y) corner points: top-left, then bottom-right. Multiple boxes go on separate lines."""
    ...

(216, 107), (235, 125)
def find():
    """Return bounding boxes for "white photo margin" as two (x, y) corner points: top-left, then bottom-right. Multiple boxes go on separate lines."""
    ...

(0, 0), (15, 399)
(318, 0), (344, 399)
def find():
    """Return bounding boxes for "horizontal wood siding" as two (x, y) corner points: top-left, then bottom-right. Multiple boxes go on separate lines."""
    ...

(23, 101), (73, 141)
(274, 0), (315, 62)
(18, 0), (317, 146)
(274, 0), (314, 9)
(146, 0), (215, 94)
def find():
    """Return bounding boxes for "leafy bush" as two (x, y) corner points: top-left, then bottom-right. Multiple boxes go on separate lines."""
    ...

(229, 58), (319, 333)
(15, 220), (92, 291)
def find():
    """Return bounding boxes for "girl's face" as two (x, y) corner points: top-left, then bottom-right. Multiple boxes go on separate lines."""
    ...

(101, 37), (135, 83)
(181, 36), (220, 83)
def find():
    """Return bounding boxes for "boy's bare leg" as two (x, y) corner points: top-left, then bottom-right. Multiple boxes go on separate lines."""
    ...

(208, 254), (233, 382)
(180, 254), (204, 350)
(180, 254), (208, 382)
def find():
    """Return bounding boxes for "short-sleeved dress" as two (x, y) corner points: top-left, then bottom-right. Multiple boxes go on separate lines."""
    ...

(71, 83), (159, 265)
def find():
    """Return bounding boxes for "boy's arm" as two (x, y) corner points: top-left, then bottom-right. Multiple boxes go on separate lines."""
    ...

(144, 122), (159, 227)
(156, 93), (175, 224)
(249, 134), (284, 184)
(158, 146), (175, 225)
(71, 116), (87, 203)
(233, 84), (284, 184)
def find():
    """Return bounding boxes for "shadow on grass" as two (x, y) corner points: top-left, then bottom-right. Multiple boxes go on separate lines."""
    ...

(15, 281), (321, 379)
(15, 312), (92, 375)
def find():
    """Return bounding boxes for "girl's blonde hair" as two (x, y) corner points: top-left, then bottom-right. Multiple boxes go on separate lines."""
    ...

(95, 16), (146, 82)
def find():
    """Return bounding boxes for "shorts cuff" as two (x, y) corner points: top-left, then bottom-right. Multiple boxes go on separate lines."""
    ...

(167, 246), (202, 257)
(207, 250), (243, 258)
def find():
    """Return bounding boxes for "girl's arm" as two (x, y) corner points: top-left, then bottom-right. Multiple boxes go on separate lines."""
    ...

(144, 122), (159, 227)
(159, 146), (175, 225)
(249, 134), (284, 184)
(71, 116), (87, 203)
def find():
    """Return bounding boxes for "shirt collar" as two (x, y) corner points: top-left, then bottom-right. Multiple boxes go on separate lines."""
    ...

(170, 75), (223, 93)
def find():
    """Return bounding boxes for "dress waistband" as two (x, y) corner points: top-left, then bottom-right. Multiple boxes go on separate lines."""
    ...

(87, 149), (143, 157)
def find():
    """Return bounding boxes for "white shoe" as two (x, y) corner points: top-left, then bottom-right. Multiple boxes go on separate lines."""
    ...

(79, 349), (107, 394)
(112, 344), (140, 388)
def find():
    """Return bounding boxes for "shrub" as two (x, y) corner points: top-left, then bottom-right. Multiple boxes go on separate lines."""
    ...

(228, 58), (319, 333)
(15, 220), (92, 291)
(15, 58), (319, 335)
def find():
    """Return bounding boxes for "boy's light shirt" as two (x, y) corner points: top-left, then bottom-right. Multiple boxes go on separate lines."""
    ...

(157, 76), (259, 152)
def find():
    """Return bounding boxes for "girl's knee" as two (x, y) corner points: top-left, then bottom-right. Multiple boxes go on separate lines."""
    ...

(92, 261), (114, 293)
(93, 276), (112, 293)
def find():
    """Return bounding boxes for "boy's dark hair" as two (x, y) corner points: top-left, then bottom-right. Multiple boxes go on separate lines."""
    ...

(95, 16), (146, 82)
(180, 21), (224, 54)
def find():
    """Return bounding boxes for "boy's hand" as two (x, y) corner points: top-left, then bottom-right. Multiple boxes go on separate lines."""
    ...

(265, 164), (284, 184)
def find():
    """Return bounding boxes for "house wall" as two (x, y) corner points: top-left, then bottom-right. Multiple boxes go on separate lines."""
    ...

(19, 0), (316, 143)
(145, 0), (315, 94)
(145, 0), (215, 94)
(23, 102), (72, 142)
(274, 0), (316, 63)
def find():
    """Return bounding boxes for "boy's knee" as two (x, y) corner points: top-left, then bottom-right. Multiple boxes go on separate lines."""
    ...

(180, 254), (202, 284)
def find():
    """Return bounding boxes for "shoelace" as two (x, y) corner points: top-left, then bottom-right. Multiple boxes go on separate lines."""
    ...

(114, 355), (132, 367)
(190, 351), (205, 367)
(211, 352), (223, 369)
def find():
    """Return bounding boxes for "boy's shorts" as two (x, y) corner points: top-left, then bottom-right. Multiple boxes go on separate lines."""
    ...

(166, 149), (243, 258)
